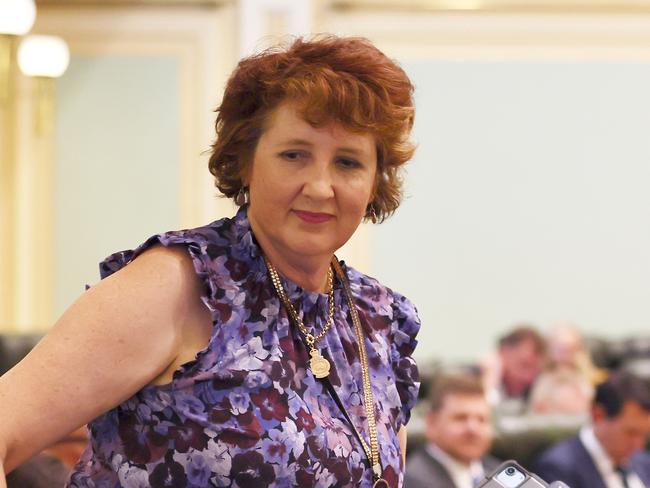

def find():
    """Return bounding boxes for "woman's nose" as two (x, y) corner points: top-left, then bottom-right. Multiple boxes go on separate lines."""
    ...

(302, 161), (335, 200)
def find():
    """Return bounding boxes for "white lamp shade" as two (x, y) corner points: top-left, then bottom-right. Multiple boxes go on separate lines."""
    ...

(18, 35), (70, 78)
(0, 0), (36, 35)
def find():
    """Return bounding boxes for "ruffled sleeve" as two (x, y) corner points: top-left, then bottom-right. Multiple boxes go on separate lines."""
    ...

(389, 291), (421, 429)
(98, 230), (218, 314)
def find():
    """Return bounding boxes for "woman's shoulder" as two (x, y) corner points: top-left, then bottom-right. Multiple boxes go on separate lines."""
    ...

(99, 213), (242, 280)
(344, 262), (418, 317)
(345, 263), (421, 428)
(344, 262), (421, 350)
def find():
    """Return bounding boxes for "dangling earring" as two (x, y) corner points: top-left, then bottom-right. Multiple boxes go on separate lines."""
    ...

(367, 204), (378, 224)
(235, 186), (248, 206)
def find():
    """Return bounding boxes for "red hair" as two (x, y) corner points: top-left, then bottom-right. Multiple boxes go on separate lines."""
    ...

(208, 35), (415, 222)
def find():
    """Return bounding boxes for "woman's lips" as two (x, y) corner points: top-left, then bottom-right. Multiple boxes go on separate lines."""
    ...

(293, 210), (334, 224)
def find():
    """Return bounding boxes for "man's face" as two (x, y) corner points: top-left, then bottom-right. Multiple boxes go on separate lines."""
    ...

(426, 393), (493, 465)
(500, 339), (544, 394)
(594, 401), (650, 465)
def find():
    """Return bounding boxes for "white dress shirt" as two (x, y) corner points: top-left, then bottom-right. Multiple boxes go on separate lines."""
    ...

(580, 425), (647, 488)
(426, 443), (486, 488)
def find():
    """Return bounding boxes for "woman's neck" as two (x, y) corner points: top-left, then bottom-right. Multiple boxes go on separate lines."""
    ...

(250, 229), (332, 293)
(263, 246), (331, 293)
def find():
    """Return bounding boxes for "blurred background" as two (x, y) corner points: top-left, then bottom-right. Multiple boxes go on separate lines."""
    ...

(3, 0), (650, 478)
(2, 0), (650, 364)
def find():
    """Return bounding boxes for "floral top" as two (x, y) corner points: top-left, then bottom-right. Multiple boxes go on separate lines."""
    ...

(68, 207), (420, 488)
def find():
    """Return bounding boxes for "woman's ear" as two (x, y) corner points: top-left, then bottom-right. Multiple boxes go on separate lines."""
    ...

(239, 153), (253, 187)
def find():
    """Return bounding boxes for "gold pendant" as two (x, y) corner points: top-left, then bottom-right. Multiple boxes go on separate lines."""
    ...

(309, 349), (331, 378)
(372, 479), (389, 488)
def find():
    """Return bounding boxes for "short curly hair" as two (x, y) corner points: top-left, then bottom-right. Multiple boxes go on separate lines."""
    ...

(208, 35), (415, 222)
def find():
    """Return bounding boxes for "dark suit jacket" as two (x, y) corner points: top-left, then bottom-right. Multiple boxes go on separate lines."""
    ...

(533, 435), (650, 488)
(404, 448), (500, 488)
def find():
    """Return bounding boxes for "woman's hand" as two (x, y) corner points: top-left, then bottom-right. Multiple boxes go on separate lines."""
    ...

(0, 245), (210, 473)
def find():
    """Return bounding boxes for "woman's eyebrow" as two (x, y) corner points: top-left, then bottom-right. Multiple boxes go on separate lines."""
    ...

(276, 138), (369, 156)
(338, 147), (366, 156)
(277, 138), (313, 147)
(279, 139), (365, 155)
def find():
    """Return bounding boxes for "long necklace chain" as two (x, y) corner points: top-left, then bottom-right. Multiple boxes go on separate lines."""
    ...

(264, 256), (385, 485)
(331, 259), (384, 485)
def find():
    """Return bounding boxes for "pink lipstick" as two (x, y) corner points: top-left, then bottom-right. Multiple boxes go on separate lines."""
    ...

(294, 210), (334, 224)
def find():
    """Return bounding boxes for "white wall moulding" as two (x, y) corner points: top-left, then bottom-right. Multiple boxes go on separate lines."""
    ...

(325, 9), (650, 62)
(238, 0), (312, 57)
(32, 3), (238, 323)
(35, 2), (236, 226)
(330, 0), (650, 12)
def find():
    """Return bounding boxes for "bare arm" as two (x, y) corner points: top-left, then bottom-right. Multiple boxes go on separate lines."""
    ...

(398, 425), (407, 467)
(0, 246), (210, 475)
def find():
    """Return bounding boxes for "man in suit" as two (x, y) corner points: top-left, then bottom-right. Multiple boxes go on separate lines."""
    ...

(534, 371), (650, 488)
(405, 373), (500, 488)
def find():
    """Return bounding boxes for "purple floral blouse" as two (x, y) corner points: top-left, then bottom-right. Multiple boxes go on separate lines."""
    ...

(68, 207), (420, 488)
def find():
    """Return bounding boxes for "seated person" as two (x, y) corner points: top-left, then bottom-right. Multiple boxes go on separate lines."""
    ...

(405, 373), (500, 488)
(533, 371), (650, 488)
(546, 321), (606, 385)
(528, 365), (593, 416)
(481, 325), (547, 414)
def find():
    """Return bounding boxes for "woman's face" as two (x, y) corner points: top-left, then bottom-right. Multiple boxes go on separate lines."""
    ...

(245, 101), (377, 268)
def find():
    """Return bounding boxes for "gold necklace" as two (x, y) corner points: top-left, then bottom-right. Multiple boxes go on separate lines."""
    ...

(265, 258), (334, 378)
(265, 256), (387, 486)
(331, 259), (387, 488)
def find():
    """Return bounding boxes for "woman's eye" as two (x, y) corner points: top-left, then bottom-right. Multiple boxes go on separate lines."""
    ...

(280, 151), (303, 161)
(337, 158), (361, 169)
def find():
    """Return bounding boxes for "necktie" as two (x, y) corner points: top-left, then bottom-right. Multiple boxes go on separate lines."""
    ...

(615, 465), (631, 488)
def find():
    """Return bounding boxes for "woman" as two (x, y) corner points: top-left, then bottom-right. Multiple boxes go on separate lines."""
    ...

(0, 35), (420, 487)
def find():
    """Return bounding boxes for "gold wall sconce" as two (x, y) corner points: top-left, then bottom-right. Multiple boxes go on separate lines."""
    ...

(0, 0), (36, 104)
(18, 34), (70, 136)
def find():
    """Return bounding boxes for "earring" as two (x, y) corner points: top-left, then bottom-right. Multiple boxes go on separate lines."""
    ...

(235, 186), (248, 206)
(367, 204), (378, 224)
